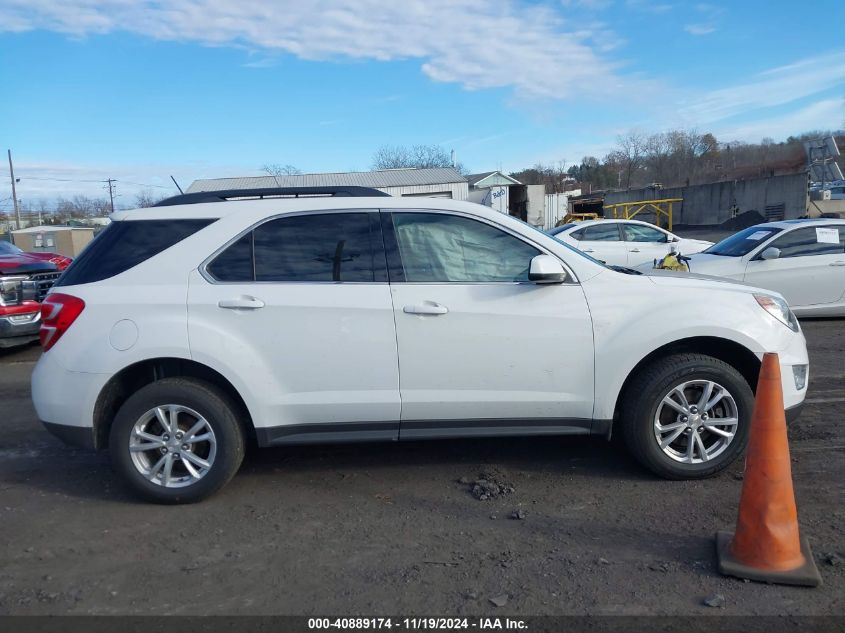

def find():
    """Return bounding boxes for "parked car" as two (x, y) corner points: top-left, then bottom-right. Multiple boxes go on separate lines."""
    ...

(0, 244), (63, 348)
(32, 188), (808, 503)
(671, 219), (845, 317)
(550, 219), (712, 267)
(0, 240), (72, 270)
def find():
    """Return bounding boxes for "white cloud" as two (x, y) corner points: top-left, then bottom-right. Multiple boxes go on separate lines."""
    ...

(560, 0), (614, 10)
(625, 0), (673, 14)
(677, 51), (845, 124)
(684, 23), (715, 35)
(714, 98), (845, 143)
(242, 57), (279, 68)
(683, 3), (722, 36)
(0, 0), (647, 100)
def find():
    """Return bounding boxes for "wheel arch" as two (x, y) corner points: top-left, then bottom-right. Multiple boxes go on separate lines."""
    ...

(609, 336), (760, 439)
(92, 357), (255, 449)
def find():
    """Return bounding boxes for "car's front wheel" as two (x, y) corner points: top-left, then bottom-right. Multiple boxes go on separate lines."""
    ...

(109, 378), (245, 503)
(620, 353), (754, 479)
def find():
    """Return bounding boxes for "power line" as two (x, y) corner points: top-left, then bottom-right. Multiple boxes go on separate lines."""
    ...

(18, 176), (175, 189)
(118, 180), (172, 189)
(19, 176), (111, 183)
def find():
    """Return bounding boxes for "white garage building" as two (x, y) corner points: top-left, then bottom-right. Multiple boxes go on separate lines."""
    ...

(187, 167), (468, 200)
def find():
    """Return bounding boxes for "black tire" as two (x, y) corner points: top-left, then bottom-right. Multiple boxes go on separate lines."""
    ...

(620, 353), (754, 479)
(109, 378), (245, 503)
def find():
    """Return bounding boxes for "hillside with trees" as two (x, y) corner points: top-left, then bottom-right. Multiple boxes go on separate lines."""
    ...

(511, 129), (845, 193)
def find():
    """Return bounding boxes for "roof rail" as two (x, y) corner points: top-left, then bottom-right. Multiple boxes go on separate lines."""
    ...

(153, 186), (391, 207)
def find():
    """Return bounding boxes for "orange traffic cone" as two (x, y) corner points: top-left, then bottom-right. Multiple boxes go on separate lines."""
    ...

(716, 352), (821, 586)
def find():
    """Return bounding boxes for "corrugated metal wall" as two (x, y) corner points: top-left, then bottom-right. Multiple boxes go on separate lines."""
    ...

(383, 183), (469, 199)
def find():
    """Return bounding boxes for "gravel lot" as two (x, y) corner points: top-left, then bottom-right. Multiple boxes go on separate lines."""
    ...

(1, 320), (843, 616)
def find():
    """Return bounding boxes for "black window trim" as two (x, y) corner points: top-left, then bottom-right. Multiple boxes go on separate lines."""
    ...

(200, 209), (388, 285)
(380, 208), (579, 285)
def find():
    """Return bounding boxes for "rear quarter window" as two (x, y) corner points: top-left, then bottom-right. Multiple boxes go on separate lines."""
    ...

(55, 219), (215, 287)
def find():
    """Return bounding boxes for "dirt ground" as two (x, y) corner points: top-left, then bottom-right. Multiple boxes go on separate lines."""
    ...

(0, 321), (843, 617)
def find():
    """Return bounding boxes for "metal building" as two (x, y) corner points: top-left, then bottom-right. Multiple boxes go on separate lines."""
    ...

(187, 168), (468, 199)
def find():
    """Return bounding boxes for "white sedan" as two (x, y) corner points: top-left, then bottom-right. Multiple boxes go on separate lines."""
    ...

(549, 219), (712, 267)
(681, 219), (845, 317)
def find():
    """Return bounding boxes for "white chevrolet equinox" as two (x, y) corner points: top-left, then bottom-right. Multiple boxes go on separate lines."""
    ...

(32, 187), (809, 503)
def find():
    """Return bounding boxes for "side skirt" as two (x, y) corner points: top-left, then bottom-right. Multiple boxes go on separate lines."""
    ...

(255, 419), (612, 447)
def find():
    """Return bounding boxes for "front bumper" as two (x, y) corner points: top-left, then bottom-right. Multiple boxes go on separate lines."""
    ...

(785, 402), (804, 424)
(771, 329), (809, 412)
(0, 310), (41, 348)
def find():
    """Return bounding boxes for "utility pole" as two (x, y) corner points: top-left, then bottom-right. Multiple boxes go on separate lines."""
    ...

(105, 178), (116, 213)
(7, 150), (22, 230)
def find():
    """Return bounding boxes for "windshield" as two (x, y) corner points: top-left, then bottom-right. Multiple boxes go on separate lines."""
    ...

(0, 241), (23, 255)
(704, 226), (783, 256)
(547, 223), (574, 236)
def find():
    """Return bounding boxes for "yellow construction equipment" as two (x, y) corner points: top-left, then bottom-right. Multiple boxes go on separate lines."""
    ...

(556, 212), (599, 226)
(602, 198), (682, 231)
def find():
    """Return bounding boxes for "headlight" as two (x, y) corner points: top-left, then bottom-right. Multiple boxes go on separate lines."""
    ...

(754, 293), (800, 332)
(0, 276), (27, 306)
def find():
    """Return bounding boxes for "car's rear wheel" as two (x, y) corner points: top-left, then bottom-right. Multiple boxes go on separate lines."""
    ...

(620, 353), (754, 479)
(110, 378), (245, 503)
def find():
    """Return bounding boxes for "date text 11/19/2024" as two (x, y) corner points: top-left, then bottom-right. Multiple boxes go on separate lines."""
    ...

(307, 617), (528, 630)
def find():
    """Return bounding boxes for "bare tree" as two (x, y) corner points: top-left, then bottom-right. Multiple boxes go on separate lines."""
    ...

(134, 190), (166, 208)
(644, 132), (672, 185)
(510, 161), (574, 193)
(262, 164), (302, 178)
(610, 131), (647, 189)
(371, 144), (464, 173)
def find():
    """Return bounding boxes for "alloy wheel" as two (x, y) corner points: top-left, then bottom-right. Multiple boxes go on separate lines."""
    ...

(653, 379), (739, 464)
(128, 405), (217, 488)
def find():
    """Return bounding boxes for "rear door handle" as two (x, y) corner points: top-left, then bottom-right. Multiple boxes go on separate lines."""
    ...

(403, 302), (448, 316)
(218, 296), (265, 310)
(830, 261), (845, 267)
(582, 248), (595, 253)
(629, 248), (641, 253)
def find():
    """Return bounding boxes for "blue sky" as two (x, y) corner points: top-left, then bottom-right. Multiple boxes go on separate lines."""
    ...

(1, 0), (844, 206)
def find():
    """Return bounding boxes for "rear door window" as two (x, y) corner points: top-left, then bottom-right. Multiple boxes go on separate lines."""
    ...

(206, 212), (385, 283)
(581, 224), (622, 241)
(254, 213), (375, 282)
(56, 219), (215, 287)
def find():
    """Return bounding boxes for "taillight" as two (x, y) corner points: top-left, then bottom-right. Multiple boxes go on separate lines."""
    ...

(40, 293), (85, 351)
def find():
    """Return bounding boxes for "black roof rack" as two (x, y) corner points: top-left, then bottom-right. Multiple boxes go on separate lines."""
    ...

(153, 186), (391, 207)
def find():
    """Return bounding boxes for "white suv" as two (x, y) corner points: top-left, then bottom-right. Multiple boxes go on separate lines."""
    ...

(32, 187), (809, 503)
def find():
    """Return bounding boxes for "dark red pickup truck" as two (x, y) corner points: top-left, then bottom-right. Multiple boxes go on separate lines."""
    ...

(0, 241), (71, 348)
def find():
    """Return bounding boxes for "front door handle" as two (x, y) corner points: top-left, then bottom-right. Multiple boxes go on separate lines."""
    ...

(629, 248), (641, 253)
(830, 261), (845, 267)
(218, 296), (265, 310)
(582, 248), (595, 253)
(403, 302), (448, 316)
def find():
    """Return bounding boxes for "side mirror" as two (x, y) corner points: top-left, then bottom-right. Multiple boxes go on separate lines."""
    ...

(528, 255), (567, 283)
(760, 247), (781, 261)
(670, 236), (680, 243)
